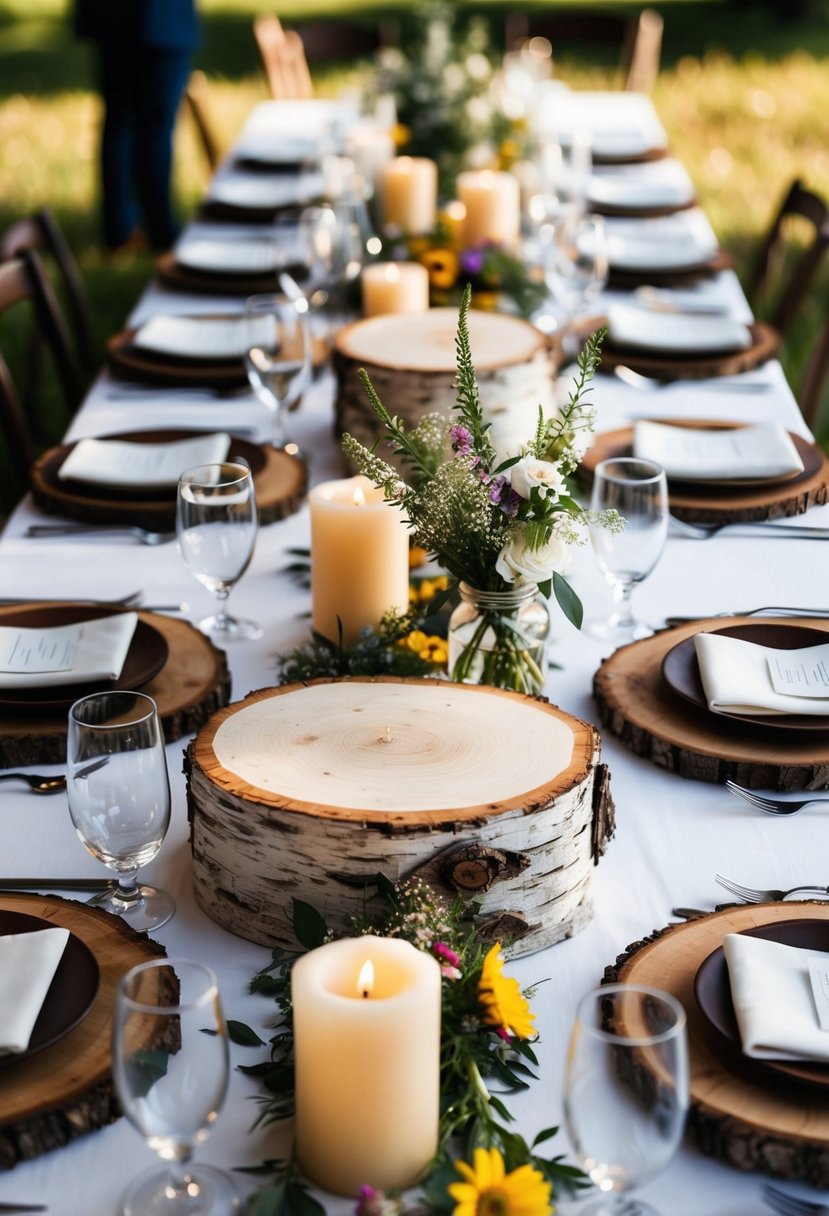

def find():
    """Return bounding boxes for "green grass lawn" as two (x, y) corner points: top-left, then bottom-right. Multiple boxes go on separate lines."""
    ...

(0, 0), (827, 507)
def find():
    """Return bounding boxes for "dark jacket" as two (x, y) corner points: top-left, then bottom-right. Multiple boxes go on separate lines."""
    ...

(74, 0), (199, 52)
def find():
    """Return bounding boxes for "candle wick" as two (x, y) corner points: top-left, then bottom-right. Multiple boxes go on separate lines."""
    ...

(362, 989), (370, 999)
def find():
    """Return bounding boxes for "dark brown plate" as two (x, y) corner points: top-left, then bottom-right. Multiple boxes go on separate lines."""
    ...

(695, 919), (829, 1089)
(662, 622), (829, 734)
(0, 603), (169, 713)
(0, 909), (100, 1065)
(37, 429), (266, 505)
(599, 320), (779, 378)
(107, 328), (248, 388)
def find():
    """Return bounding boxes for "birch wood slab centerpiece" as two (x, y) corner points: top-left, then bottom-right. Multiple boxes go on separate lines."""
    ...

(333, 309), (557, 465)
(185, 677), (615, 957)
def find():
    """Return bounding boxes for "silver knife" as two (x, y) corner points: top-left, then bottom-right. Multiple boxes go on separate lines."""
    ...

(0, 878), (117, 891)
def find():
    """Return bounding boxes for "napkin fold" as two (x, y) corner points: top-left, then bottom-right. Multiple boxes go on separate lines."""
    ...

(633, 421), (804, 481)
(175, 237), (284, 275)
(207, 173), (321, 210)
(723, 932), (829, 1061)
(608, 304), (752, 353)
(694, 631), (829, 716)
(0, 927), (70, 1054)
(60, 433), (232, 487)
(0, 612), (138, 689)
(132, 313), (274, 362)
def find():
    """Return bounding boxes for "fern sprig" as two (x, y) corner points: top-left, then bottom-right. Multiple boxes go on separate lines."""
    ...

(454, 284), (496, 468)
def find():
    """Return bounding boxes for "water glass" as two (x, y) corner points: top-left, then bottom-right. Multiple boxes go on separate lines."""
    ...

(177, 461), (261, 642)
(67, 691), (173, 932)
(587, 456), (668, 642)
(564, 983), (689, 1215)
(243, 294), (312, 449)
(543, 211), (608, 328)
(113, 959), (239, 1215)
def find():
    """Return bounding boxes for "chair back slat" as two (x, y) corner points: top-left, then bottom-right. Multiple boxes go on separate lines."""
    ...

(800, 318), (829, 430)
(505, 7), (662, 92)
(184, 70), (222, 174)
(254, 15), (314, 101)
(749, 179), (829, 337)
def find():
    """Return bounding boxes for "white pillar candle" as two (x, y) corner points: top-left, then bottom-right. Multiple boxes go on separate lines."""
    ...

(457, 169), (521, 249)
(381, 156), (438, 234)
(292, 935), (441, 1196)
(310, 474), (410, 646)
(361, 262), (430, 317)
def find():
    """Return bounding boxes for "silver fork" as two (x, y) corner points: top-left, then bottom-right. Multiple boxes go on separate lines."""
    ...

(25, 524), (176, 546)
(669, 515), (829, 540)
(613, 364), (770, 393)
(664, 605), (829, 625)
(715, 872), (829, 902)
(0, 773), (66, 795)
(0, 591), (142, 608)
(725, 779), (829, 817)
(763, 1183), (829, 1216)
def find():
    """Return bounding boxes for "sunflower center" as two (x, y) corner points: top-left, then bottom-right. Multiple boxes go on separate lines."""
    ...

(477, 1187), (509, 1216)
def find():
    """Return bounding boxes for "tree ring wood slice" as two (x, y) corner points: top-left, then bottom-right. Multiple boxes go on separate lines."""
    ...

(0, 893), (168, 1170)
(185, 677), (616, 957)
(592, 616), (829, 789)
(580, 422), (829, 523)
(598, 321), (779, 380)
(606, 902), (829, 1185)
(0, 608), (230, 768)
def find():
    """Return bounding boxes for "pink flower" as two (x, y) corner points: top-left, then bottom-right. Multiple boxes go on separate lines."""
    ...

(440, 964), (463, 980)
(355, 1185), (402, 1216)
(433, 942), (460, 967)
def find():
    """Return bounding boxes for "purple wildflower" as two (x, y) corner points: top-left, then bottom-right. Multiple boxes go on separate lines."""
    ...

(460, 248), (485, 276)
(488, 476), (521, 517)
(355, 1186), (402, 1216)
(449, 424), (473, 456)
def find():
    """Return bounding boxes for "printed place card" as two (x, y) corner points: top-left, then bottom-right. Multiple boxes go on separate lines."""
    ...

(768, 643), (829, 699)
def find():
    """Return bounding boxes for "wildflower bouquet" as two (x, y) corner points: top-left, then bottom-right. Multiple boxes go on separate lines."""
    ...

(236, 877), (586, 1216)
(341, 285), (616, 694)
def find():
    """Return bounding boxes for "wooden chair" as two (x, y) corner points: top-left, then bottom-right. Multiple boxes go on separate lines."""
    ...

(747, 179), (829, 339)
(505, 8), (663, 93)
(292, 19), (392, 64)
(799, 317), (829, 431)
(184, 70), (223, 176)
(0, 207), (95, 376)
(0, 253), (81, 474)
(253, 15), (314, 101)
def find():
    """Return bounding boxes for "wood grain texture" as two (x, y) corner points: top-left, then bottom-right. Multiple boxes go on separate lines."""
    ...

(0, 609), (231, 768)
(607, 902), (829, 1185)
(599, 321), (779, 381)
(185, 677), (615, 957)
(0, 893), (167, 1170)
(592, 617), (829, 789)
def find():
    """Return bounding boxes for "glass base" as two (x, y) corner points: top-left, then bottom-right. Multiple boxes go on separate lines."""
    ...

(197, 614), (263, 643)
(87, 884), (175, 932)
(578, 1197), (661, 1216)
(584, 615), (653, 644)
(121, 1164), (240, 1216)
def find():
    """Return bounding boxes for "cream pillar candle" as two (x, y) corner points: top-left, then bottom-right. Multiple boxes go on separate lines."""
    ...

(381, 156), (438, 233)
(441, 199), (467, 248)
(310, 474), (410, 646)
(292, 935), (441, 1196)
(361, 262), (429, 317)
(457, 170), (521, 249)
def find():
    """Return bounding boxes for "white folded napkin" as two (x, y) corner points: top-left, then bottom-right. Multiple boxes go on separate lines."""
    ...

(0, 927), (70, 1054)
(724, 932), (829, 1061)
(175, 237), (284, 275)
(694, 631), (829, 716)
(0, 612), (138, 689)
(608, 303), (752, 352)
(208, 173), (321, 210)
(59, 433), (232, 488)
(633, 421), (804, 481)
(588, 165), (695, 210)
(132, 314), (274, 362)
(237, 134), (320, 163)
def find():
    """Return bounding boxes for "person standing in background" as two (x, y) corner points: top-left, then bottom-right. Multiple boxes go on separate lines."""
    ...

(75, 0), (199, 251)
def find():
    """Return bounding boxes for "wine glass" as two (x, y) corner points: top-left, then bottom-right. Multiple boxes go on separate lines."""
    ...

(564, 983), (689, 1216)
(177, 461), (261, 643)
(297, 202), (365, 299)
(587, 456), (668, 643)
(67, 691), (174, 932)
(540, 211), (608, 345)
(243, 294), (312, 450)
(113, 958), (239, 1216)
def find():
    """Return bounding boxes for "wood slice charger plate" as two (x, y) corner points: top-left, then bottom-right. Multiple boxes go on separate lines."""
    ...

(106, 326), (246, 388)
(0, 605), (230, 768)
(155, 251), (307, 297)
(0, 892), (168, 1169)
(607, 902), (829, 1184)
(591, 144), (669, 167)
(598, 321), (779, 381)
(592, 615), (829, 789)
(30, 429), (307, 530)
(580, 421), (829, 524)
(608, 247), (734, 289)
(589, 195), (697, 220)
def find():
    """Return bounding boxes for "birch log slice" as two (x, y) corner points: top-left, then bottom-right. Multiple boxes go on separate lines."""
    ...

(333, 309), (557, 465)
(185, 677), (615, 957)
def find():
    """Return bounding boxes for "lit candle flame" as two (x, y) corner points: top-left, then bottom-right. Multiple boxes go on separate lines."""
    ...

(352, 485), (366, 507)
(357, 959), (374, 999)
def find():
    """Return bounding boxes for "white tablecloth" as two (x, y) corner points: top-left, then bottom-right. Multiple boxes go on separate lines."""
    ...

(2, 96), (828, 1216)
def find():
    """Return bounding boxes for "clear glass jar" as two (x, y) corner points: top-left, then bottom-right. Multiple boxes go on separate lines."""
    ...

(448, 581), (550, 695)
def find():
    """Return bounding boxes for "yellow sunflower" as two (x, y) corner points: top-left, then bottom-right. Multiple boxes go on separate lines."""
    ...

(420, 247), (460, 291)
(448, 1146), (552, 1216)
(477, 943), (535, 1039)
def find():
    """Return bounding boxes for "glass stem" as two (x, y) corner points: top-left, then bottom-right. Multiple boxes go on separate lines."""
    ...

(164, 1154), (199, 1203)
(213, 586), (234, 631)
(611, 579), (636, 629)
(114, 869), (142, 906)
(271, 397), (287, 449)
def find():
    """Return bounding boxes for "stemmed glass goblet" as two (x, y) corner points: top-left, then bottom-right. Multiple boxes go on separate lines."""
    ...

(243, 294), (312, 450)
(177, 461), (261, 643)
(539, 210), (608, 347)
(113, 958), (239, 1216)
(564, 983), (689, 1216)
(587, 456), (668, 643)
(66, 691), (173, 932)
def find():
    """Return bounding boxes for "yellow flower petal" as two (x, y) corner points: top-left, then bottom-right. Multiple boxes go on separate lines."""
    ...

(449, 1147), (551, 1216)
(477, 943), (536, 1039)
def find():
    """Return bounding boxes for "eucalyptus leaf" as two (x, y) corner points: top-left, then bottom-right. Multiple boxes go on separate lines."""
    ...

(292, 899), (327, 949)
(553, 571), (584, 629)
(227, 1020), (265, 1047)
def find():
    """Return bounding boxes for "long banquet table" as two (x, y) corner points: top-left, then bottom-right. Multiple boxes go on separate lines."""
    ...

(2, 94), (829, 1215)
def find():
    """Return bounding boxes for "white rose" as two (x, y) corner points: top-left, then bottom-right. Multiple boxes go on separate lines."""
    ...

(510, 456), (566, 501)
(495, 529), (571, 585)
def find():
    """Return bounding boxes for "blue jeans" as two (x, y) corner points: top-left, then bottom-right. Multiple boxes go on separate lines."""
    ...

(97, 42), (190, 249)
